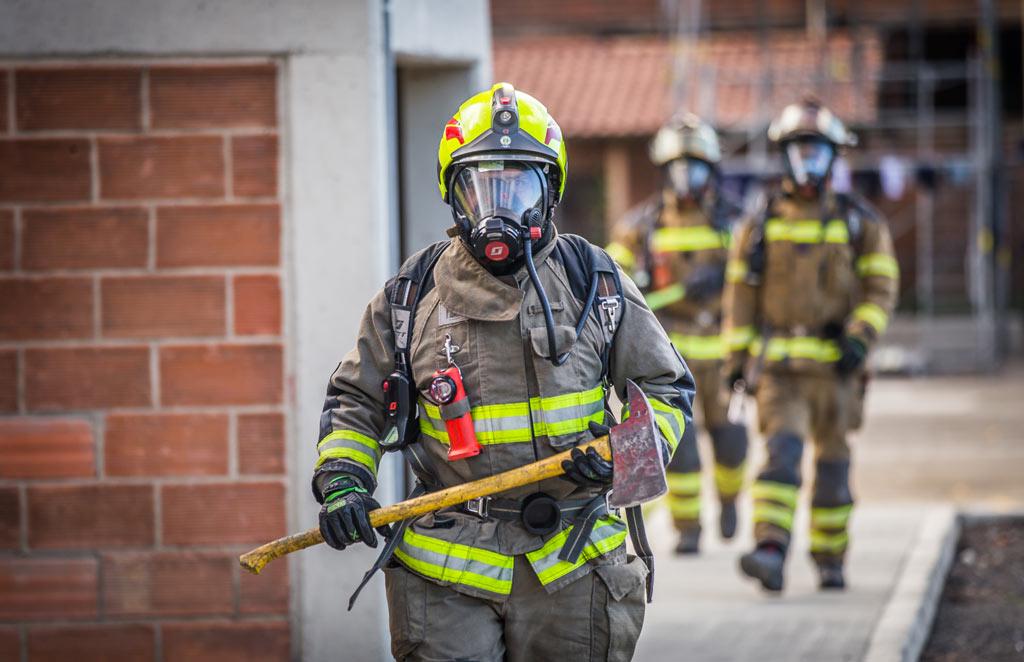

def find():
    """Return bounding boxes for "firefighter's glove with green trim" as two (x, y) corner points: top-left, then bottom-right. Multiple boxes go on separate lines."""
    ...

(319, 476), (390, 550)
(560, 422), (614, 487)
(836, 335), (867, 377)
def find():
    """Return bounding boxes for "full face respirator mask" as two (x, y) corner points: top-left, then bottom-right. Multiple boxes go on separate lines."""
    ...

(450, 160), (550, 275)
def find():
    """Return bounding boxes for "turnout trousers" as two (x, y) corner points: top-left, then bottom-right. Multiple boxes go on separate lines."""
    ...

(751, 370), (856, 564)
(665, 360), (748, 535)
(384, 554), (648, 662)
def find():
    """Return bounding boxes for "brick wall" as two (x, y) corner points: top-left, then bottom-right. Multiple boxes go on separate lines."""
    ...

(0, 61), (289, 661)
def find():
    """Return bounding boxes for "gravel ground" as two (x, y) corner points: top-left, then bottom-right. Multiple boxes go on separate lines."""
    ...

(920, 519), (1024, 661)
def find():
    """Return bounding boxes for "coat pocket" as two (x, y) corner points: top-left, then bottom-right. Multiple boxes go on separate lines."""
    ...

(529, 324), (577, 359)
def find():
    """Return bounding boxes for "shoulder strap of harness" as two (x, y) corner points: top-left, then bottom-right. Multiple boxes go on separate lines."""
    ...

(387, 240), (450, 366)
(553, 234), (625, 376)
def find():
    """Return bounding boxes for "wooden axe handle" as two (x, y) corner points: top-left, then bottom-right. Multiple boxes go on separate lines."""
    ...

(239, 436), (612, 575)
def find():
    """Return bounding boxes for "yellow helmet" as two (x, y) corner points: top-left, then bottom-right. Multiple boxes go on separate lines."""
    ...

(437, 82), (567, 203)
(768, 98), (858, 147)
(649, 113), (721, 166)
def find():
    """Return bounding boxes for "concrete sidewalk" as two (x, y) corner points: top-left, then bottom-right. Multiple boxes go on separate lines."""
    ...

(635, 501), (932, 662)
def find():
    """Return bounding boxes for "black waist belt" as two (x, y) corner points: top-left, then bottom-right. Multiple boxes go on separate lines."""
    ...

(457, 492), (611, 566)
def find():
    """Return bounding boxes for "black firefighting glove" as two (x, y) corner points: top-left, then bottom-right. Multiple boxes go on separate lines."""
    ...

(560, 421), (615, 487)
(319, 476), (391, 550)
(836, 335), (868, 378)
(683, 264), (726, 302)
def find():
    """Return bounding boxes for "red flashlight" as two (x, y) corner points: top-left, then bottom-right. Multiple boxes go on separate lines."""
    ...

(429, 365), (481, 461)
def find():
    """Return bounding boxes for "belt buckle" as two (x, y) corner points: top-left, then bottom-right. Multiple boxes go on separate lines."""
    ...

(465, 496), (490, 519)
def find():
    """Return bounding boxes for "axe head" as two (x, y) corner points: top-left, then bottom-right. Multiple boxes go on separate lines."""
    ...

(608, 380), (668, 509)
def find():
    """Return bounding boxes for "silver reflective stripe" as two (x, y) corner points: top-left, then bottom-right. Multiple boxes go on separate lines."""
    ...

(395, 529), (514, 595)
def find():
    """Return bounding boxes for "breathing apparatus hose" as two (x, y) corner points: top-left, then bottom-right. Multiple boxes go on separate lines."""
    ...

(522, 209), (600, 367)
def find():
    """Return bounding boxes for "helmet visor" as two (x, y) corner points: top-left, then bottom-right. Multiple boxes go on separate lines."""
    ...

(451, 161), (546, 226)
(667, 157), (713, 200)
(783, 138), (836, 187)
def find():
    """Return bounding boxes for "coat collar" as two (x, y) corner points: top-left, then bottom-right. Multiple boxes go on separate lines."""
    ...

(433, 229), (558, 322)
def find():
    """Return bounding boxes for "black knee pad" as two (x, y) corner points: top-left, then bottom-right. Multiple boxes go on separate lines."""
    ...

(813, 459), (853, 507)
(709, 423), (748, 468)
(667, 422), (701, 473)
(758, 432), (803, 486)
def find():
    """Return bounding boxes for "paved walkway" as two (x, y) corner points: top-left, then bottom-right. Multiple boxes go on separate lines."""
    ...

(635, 362), (1024, 661)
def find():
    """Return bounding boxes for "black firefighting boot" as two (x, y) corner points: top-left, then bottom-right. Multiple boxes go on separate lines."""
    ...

(719, 500), (738, 540)
(739, 544), (785, 593)
(675, 528), (701, 555)
(816, 561), (846, 590)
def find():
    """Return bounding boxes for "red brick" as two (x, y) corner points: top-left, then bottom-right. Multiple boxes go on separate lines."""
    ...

(0, 277), (93, 341)
(22, 206), (148, 270)
(160, 344), (282, 406)
(239, 557), (288, 615)
(98, 136), (224, 200)
(0, 209), (12, 270)
(102, 275), (225, 338)
(16, 67), (142, 131)
(234, 275), (280, 335)
(105, 413), (228, 477)
(28, 624), (155, 662)
(28, 484), (153, 549)
(0, 72), (7, 133)
(238, 413), (284, 475)
(0, 139), (91, 202)
(162, 482), (284, 545)
(102, 552), (233, 617)
(0, 418), (95, 479)
(0, 627), (18, 661)
(0, 557), (98, 619)
(150, 64), (277, 129)
(157, 204), (279, 267)
(231, 134), (278, 197)
(0, 350), (15, 412)
(163, 622), (290, 662)
(25, 346), (150, 410)
(0, 487), (19, 549)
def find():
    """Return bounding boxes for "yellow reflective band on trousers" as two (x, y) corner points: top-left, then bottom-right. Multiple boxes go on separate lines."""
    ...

(809, 530), (849, 554)
(811, 505), (853, 529)
(670, 332), (725, 361)
(726, 258), (748, 283)
(526, 516), (627, 586)
(727, 325), (756, 351)
(753, 502), (794, 531)
(652, 225), (727, 253)
(667, 472), (701, 495)
(751, 481), (799, 509)
(605, 241), (636, 270)
(624, 398), (686, 453)
(852, 302), (889, 333)
(750, 336), (842, 363)
(395, 528), (514, 595)
(668, 494), (701, 519)
(765, 218), (849, 244)
(418, 385), (605, 445)
(315, 430), (381, 473)
(645, 283), (686, 311)
(714, 463), (745, 497)
(856, 253), (899, 279)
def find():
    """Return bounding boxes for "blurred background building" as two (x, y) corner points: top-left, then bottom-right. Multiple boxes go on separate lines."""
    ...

(494, 0), (1023, 373)
(0, 1), (1020, 662)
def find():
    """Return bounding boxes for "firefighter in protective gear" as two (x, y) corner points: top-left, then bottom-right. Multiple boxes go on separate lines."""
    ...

(314, 83), (695, 661)
(606, 114), (748, 555)
(724, 99), (899, 592)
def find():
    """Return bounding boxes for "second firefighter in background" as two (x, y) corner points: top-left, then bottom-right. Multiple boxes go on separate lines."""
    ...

(724, 99), (899, 593)
(607, 115), (749, 555)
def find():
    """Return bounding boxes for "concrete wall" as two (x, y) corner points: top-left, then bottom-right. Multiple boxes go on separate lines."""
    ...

(0, 1), (492, 659)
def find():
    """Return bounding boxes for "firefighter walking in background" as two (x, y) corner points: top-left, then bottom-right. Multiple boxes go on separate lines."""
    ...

(723, 99), (899, 592)
(313, 84), (695, 661)
(606, 115), (748, 555)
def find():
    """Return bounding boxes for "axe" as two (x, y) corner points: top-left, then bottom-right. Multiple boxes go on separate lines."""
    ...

(239, 380), (666, 575)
